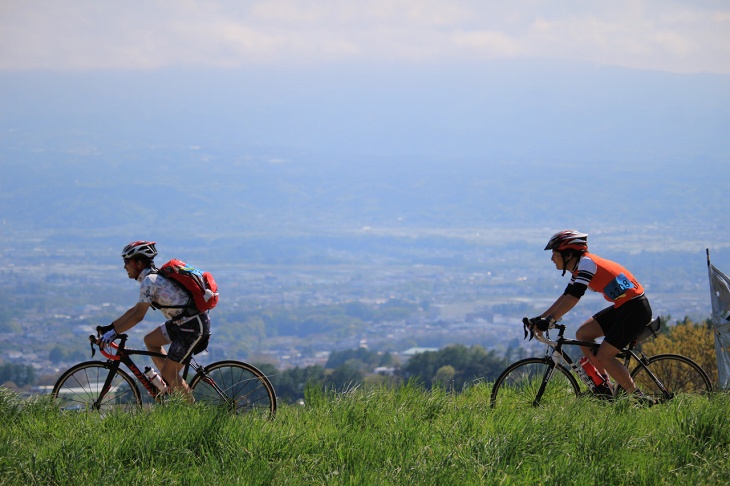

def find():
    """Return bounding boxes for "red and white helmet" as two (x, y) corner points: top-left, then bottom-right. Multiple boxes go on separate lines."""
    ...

(544, 230), (588, 252)
(121, 240), (158, 260)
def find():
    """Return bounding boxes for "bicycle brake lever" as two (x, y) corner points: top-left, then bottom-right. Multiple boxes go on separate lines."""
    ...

(88, 334), (96, 358)
(522, 320), (535, 341)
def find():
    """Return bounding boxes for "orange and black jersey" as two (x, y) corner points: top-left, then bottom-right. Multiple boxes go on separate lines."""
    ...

(564, 252), (644, 308)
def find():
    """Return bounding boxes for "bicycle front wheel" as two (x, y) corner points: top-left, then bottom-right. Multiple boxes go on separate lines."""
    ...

(51, 361), (142, 412)
(491, 357), (581, 408)
(189, 360), (277, 418)
(631, 353), (712, 401)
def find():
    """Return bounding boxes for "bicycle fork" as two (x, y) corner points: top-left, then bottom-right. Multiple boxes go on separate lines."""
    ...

(533, 349), (565, 406)
(538, 346), (596, 402)
(94, 361), (122, 410)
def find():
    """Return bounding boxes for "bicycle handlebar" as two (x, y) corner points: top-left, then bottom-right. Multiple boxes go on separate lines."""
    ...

(88, 332), (128, 360)
(89, 330), (128, 343)
(522, 317), (562, 346)
(534, 331), (558, 346)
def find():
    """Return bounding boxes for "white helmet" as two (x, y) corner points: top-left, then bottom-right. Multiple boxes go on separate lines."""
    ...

(121, 240), (158, 260)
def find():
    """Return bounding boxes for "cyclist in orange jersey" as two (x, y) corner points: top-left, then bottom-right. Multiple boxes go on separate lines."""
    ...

(529, 230), (653, 397)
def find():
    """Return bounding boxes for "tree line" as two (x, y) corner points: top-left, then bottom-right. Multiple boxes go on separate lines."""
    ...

(263, 316), (720, 404)
(262, 344), (526, 403)
(0, 363), (36, 389)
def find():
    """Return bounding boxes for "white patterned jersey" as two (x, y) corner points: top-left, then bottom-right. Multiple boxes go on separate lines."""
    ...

(137, 268), (192, 321)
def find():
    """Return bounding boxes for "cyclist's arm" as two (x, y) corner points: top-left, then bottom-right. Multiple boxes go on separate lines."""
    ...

(111, 302), (151, 333)
(541, 293), (580, 321)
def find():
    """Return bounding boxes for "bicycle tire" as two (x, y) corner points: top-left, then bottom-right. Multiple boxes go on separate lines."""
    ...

(189, 360), (277, 418)
(490, 357), (581, 408)
(51, 361), (142, 412)
(631, 353), (712, 401)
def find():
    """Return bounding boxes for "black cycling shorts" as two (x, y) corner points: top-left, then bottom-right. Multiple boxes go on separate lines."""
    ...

(161, 313), (211, 363)
(593, 295), (652, 350)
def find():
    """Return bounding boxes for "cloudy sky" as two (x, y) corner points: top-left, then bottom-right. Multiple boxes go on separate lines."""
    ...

(2, 0), (729, 74)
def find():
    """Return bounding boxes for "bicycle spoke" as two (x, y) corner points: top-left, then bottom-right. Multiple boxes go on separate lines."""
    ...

(632, 354), (712, 400)
(52, 362), (141, 412)
(190, 361), (276, 417)
(491, 358), (580, 408)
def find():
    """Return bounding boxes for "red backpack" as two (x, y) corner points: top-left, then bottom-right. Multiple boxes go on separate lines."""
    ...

(155, 259), (219, 313)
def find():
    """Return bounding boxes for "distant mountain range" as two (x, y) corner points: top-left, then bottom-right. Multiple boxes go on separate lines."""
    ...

(1, 61), (729, 263)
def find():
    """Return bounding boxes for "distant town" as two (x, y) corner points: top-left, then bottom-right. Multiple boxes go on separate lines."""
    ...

(1, 231), (722, 387)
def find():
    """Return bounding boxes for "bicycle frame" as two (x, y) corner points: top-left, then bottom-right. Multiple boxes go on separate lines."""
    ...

(534, 324), (674, 400)
(89, 333), (223, 405)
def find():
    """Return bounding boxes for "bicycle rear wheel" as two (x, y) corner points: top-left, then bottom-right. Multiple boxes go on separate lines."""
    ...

(490, 357), (581, 408)
(631, 353), (712, 401)
(189, 360), (277, 418)
(52, 361), (142, 412)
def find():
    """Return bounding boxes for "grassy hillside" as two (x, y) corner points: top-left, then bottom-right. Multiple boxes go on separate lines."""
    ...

(2, 385), (729, 485)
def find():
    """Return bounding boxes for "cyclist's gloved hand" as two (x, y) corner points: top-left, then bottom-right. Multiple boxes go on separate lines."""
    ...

(98, 324), (117, 345)
(533, 316), (555, 331)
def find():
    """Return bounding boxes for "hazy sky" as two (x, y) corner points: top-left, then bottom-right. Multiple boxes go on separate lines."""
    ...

(1, 1), (730, 270)
(2, 0), (729, 74)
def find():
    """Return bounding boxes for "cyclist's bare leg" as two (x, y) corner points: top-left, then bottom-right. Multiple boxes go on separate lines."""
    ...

(145, 327), (193, 401)
(575, 318), (606, 373)
(144, 327), (168, 374)
(160, 359), (194, 402)
(596, 341), (637, 393)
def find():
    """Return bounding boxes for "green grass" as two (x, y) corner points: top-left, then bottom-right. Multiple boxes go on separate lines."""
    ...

(2, 384), (730, 485)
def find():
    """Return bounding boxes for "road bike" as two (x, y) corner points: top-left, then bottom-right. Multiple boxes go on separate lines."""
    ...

(490, 317), (712, 408)
(52, 332), (277, 417)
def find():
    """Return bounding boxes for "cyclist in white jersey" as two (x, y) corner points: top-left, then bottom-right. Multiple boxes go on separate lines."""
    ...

(98, 241), (211, 400)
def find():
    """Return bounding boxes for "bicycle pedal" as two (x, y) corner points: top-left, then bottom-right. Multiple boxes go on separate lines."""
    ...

(593, 384), (613, 399)
(632, 389), (658, 407)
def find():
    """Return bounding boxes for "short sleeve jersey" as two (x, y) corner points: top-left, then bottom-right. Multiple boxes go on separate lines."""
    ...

(567, 252), (644, 308)
(137, 268), (191, 321)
